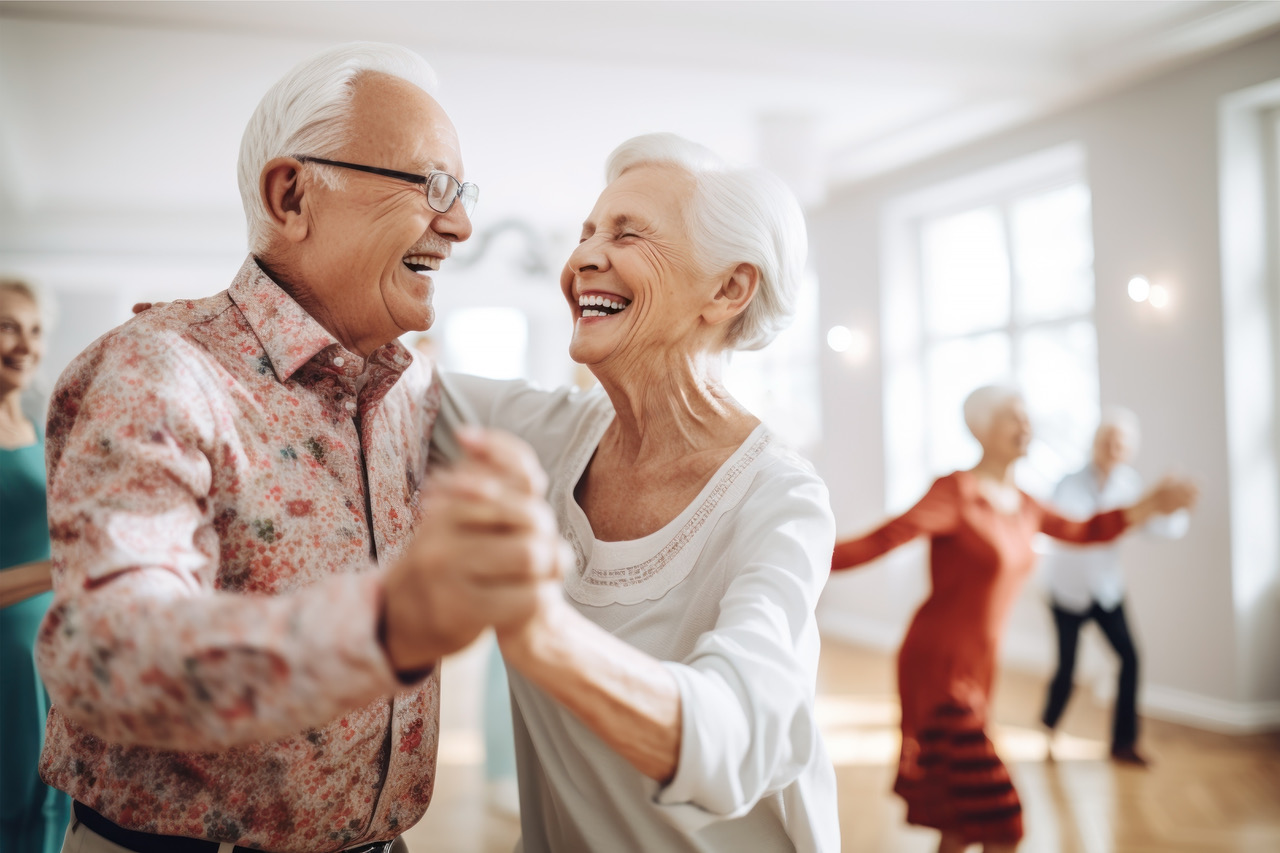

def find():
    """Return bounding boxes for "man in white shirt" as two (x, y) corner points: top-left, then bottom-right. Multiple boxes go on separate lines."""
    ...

(1040, 407), (1190, 766)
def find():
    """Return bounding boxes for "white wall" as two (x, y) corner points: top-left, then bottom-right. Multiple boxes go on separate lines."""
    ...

(813, 30), (1280, 732)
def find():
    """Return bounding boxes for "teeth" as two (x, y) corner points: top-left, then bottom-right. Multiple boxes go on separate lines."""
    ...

(576, 294), (630, 312)
(403, 254), (441, 271)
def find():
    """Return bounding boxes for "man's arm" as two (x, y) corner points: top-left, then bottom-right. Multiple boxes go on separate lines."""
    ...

(36, 334), (412, 750)
(37, 334), (563, 751)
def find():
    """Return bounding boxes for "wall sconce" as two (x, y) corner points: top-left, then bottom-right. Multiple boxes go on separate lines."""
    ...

(1128, 275), (1171, 310)
(1127, 276), (1150, 302)
(827, 325), (871, 364)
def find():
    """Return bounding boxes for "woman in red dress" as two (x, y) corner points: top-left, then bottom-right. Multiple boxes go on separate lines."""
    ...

(831, 386), (1196, 852)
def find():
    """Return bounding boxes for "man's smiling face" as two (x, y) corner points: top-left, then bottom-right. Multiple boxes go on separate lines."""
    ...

(293, 72), (473, 355)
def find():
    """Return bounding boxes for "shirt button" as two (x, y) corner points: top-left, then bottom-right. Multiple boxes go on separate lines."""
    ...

(333, 356), (345, 367)
(345, 400), (357, 412)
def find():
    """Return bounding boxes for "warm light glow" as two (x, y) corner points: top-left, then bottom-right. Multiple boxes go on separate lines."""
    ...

(1148, 284), (1170, 309)
(1127, 275), (1150, 302)
(827, 325), (853, 352)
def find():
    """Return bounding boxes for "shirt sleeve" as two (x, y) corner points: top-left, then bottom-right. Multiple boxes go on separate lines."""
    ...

(1034, 496), (1129, 544)
(831, 474), (960, 571)
(35, 332), (407, 751)
(653, 467), (833, 822)
(434, 371), (600, 473)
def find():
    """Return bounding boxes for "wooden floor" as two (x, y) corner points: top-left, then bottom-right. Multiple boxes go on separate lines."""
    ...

(404, 637), (1280, 852)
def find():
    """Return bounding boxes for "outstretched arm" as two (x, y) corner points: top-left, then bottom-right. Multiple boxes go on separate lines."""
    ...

(1038, 475), (1197, 543)
(832, 475), (960, 571)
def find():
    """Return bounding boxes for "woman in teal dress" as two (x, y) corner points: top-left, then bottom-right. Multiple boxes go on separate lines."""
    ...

(0, 278), (70, 853)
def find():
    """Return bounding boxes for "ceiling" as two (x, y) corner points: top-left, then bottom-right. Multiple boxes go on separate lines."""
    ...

(2, 0), (1279, 252)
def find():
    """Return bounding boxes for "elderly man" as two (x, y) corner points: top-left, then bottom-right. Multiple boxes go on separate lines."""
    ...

(1040, 407), (1190, 767)
(35, 43), (561, 853)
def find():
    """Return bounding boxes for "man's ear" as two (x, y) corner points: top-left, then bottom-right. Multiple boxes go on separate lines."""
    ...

(704, 263), (760, 328)
(261, 158), (310, 244)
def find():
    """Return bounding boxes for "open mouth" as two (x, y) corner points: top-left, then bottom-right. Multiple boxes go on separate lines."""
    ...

(578, 294), (631, 318)
(403, 254), (441, 274)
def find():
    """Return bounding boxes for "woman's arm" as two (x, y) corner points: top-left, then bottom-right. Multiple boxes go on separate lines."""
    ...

(832, 474), (959, 571)
(1038, 475), (1197, 543)
(498, 592), (681, 782)
(0, 559), (53, 608)
(502, 470), (835, 822)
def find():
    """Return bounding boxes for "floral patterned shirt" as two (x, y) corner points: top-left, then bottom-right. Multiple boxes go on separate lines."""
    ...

(36, 257), (441, 852)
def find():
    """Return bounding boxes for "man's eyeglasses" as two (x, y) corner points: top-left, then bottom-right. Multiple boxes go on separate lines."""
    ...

(295, 156), (479, 217)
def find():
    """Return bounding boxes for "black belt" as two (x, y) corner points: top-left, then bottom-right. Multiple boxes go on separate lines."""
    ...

(74, 801), (395, 853)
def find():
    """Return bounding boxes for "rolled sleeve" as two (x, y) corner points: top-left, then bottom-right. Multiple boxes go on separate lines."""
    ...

(653, 474), (833, 820)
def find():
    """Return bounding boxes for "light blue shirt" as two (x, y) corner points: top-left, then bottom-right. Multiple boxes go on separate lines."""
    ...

(1044, 464), (1189, 613)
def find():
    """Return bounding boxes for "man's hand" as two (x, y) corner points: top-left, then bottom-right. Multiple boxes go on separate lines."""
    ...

(381, 427), (569, 674)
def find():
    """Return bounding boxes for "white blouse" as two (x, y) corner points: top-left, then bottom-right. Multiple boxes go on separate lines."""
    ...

(439, 374), (840, 853)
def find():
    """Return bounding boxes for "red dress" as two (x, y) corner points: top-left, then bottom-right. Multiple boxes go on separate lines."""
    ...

(831, 470), (1127, 843)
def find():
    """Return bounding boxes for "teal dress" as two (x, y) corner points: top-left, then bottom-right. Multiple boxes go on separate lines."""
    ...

(1, 428), (71, 853)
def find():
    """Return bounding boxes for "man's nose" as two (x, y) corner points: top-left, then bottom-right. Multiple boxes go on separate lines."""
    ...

(432, 202), (473, 243)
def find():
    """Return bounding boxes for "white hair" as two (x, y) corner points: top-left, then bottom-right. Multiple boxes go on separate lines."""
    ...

(1097, 405), (1141, 450)
(604, 133), (808, 351)
(238, 42), (439, 253)
(963, 383), (1023, 438)
(0, 276), (56, 333)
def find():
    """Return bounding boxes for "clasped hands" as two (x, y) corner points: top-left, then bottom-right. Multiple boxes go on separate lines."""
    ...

(381, 426), (571, 674)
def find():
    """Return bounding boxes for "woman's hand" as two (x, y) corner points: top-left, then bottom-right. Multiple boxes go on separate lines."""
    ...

(1124, 475), (1198, 527)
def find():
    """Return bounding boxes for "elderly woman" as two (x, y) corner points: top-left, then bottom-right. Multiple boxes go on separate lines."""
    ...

(439, 133), (839, 851)
(830, 385), (1196, 853)
(0, 279), (71, 853)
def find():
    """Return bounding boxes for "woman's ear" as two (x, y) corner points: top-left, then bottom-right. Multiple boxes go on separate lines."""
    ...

(260, 158), (311, 244)
(704, 263), (759, 328)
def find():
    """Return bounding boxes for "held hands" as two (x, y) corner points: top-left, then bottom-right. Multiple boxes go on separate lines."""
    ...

(1126, 475), (1199, 528)
(381, 427), (570, 673)
(1145, 475), (1199, 514)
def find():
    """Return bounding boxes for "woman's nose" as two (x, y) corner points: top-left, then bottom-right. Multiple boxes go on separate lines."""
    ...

(569, 235), (608, 274)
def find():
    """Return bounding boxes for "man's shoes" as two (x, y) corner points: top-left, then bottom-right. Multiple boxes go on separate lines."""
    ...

(1110, 745), (1151, 768)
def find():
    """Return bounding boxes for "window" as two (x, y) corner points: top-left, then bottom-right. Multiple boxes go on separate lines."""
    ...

(724, 270), (823, 454)
(882, 146), (1098, 507)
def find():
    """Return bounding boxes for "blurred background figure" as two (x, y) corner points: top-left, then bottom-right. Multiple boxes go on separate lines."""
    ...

(831, 385), (1196, 853)
(1040, 407), (1191, 767)
(0, 278), (70, 853)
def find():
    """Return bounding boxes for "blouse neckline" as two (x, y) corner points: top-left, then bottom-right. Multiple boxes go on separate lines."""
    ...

(556, 411), (773, 606)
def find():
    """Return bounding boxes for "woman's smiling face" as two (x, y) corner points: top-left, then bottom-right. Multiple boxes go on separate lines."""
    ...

(560, 165), (719, 369)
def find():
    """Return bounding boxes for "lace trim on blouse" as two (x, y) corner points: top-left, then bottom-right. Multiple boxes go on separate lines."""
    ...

(559, 422), (772, 607)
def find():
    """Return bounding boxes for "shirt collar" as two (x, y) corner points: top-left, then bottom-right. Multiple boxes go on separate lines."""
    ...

(229, 256), (414, 384)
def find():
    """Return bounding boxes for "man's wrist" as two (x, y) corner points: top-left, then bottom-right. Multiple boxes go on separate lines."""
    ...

(377, 583), (436, 685)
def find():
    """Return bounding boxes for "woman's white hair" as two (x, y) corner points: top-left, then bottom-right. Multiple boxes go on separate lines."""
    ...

(238, 42), (439, 253)
(963, 383), (1023, 438)
(1097, 405), (1141, 450)
(604, 133), (808, 351)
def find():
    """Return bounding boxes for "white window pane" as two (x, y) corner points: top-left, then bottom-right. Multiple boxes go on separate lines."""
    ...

(921, 207), (1011, 337)
(1016, 322), (1099, 495)
(724, 271), (822, 452)
(1011, 184), (1095, 323)
(925, 332), (1012, 473)
(442, 307), (529, 379)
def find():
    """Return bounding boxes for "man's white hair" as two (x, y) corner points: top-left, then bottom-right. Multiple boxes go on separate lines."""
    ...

(604, 133), (808, 351)
(1097, 405), (1141, 451)
(962, 383), (1023, 438)
(238, 42), (439, 253)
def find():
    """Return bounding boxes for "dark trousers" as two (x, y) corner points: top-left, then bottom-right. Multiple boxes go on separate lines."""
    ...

(1041, 600), (1140, 751)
